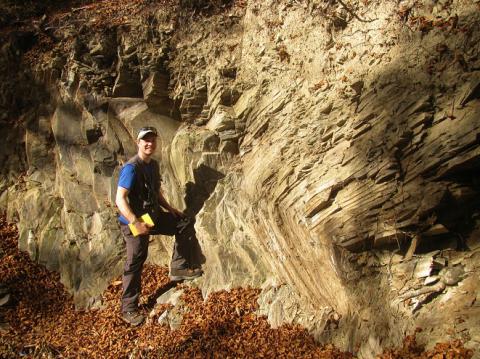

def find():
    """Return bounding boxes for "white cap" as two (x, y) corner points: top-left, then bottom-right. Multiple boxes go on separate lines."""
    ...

(137, 127), (158, 140)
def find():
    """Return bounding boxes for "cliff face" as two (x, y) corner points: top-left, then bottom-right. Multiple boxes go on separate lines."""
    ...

(1, 0), (479, 353)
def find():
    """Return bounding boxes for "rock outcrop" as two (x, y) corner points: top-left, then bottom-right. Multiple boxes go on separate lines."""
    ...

(0, 0), (479, 353)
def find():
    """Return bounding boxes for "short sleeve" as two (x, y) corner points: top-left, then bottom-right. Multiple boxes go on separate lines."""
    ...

(118, 163), (136, 190)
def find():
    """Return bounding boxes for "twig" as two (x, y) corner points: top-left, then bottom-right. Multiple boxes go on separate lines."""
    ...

(72, 60), (96, 72)
(336, 0), (375, 23)
(72, 4), (96, 12)
(400, 280), (446, 301)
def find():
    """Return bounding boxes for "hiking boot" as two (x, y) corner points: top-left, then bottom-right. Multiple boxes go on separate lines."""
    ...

(190, 267), (203, 277)
(169, 267), (203, 281)
(121, 311), (145, 326)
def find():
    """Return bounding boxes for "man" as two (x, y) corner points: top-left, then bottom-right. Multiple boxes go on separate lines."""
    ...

(116, 126), (202, 326)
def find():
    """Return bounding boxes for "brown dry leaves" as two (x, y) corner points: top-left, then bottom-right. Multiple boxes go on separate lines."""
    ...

(20, 0), (165, 67)
(379, 331), (474, 359)
(0, 216), (474, 358)
(0, 216), (351, 358)
(66, 0), (154, 29)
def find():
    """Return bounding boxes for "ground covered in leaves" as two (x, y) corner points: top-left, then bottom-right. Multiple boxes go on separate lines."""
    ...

(0, 216), (474, 358)
(0, 216), (351, 358)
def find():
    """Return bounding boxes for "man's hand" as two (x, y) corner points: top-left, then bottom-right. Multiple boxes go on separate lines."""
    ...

(134, 221), (152, 236)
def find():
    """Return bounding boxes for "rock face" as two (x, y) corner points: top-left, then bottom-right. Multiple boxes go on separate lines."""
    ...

(1, 0), (479, 353)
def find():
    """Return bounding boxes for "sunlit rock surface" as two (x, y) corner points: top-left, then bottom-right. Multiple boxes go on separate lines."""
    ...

(0, 0), (479, 352)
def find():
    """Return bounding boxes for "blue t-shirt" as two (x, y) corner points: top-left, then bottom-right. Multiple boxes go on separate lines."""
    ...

(118, 164), (135, 224)
(117, 162), (156, 224)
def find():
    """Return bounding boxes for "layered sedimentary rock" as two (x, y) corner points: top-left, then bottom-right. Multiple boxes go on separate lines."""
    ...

(1, 0), (479, 352)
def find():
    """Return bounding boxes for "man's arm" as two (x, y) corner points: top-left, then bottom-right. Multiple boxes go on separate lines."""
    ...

(116, 186), (150, 235)
(158, 189), (185, 218)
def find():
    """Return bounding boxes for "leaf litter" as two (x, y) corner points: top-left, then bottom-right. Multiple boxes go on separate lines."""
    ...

(0, 216), (473, 358)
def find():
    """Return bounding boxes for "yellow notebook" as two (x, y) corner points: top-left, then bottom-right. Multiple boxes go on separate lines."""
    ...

(128, 213), (155, 236)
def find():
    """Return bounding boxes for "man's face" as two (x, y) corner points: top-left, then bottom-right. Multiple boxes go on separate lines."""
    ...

(137, 134), (157, 156)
